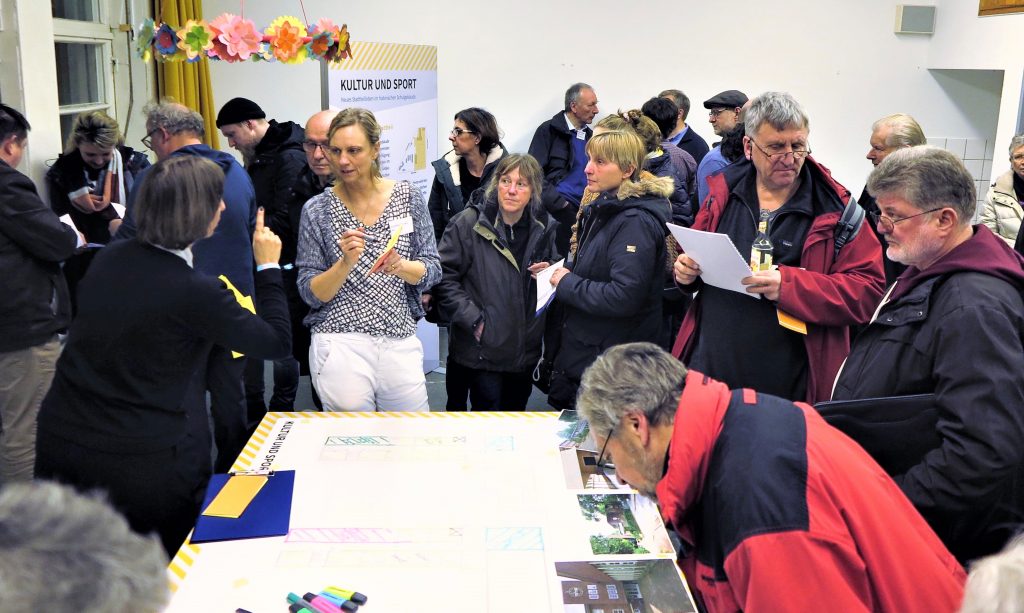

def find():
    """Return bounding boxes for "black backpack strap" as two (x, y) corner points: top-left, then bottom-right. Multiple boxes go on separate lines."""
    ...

(833, 195), (866, 260)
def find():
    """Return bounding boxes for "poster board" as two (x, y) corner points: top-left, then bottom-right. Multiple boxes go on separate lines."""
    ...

(164, 412), (697, 612)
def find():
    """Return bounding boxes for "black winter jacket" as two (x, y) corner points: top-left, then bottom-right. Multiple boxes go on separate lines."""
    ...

(46, 145), (150, 244)
(436, 196), (558, 372)
(645, 150), (693, 226)
(0, 160), (78, 352)
(548, 176), (672, 408)
(428, 144), (507, 242)
(529, 111), (592, 256)
(249, 120), (307, 263)
(833, 227), (1024, 562)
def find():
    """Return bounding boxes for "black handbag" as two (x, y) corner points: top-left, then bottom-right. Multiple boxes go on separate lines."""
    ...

(814, 393), (940, 476)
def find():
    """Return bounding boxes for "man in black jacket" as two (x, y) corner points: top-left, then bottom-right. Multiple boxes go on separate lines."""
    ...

(528, 83), (599, 256)
(217, 97), (307, 418)
(0, 104), (79, 481)
(832, 145), (1024, 563)
(286, 109), (337, 410)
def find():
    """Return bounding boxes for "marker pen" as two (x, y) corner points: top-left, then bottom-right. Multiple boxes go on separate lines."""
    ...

(287, 592), (320, 612)
(323, 585), (369, 605)
(318, 591), (359, 610)
(289, 605), (316, 613)
(303, 591), (357, 612)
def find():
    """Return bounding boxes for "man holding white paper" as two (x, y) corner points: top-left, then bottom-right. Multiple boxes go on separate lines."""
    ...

(671, 92), (884, 404)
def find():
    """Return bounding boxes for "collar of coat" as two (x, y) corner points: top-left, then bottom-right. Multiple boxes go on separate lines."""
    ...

(441, 144), (506, 187)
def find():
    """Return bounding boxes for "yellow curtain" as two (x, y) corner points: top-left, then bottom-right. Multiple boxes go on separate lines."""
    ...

(154, 0), (220, 149)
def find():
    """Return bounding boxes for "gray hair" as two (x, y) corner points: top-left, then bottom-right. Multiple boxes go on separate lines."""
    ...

(744, 92), (809, 138)
(0, 481), (168, 611)
(872, 113), (926, 148)
(577, 343), (687, 435)
(143, 100), (205, 138)
(867, 145), (975, 224)
(564, 83), (594, 112)
(484, 153), (544, 216)
(1009, 135), (1024, 157)
(960, 535), (1024, 613)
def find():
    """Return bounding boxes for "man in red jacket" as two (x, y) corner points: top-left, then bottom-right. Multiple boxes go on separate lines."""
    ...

(672, 92), (884, 403)
(577, 342), (965, 613)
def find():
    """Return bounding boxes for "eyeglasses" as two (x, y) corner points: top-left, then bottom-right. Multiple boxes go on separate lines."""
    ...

(749, 139), (811, 161)
(709, 108), (735, 119)
(594, 421), (617, 473)
(302, 140), (329, 154)
(141, 128), (160, 150)
(450, 127), (476, 137)
(869, 207), (945, 234)
(498, 177), (530, 191)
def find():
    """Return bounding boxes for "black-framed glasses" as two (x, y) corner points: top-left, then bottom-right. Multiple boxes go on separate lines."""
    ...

(301, 140), (329, 155)
(594, 421), (617, 472)
(141, 128), (160, 150)
(749, 139), (811, 161)
(450, 127), (476, 137)
(869, 207), (945, 234)
(709, 108), (735, 118)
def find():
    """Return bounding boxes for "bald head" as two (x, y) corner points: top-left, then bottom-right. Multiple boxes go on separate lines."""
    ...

(304, 110), (338, 179)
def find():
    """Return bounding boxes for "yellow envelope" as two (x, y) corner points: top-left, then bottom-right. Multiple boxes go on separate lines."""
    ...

(201, 475), (268, 519)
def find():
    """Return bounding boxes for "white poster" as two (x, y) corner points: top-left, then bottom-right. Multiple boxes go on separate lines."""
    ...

(323, 42), (438, 202)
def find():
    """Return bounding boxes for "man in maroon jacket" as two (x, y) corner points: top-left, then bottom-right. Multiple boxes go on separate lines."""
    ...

(577, 342), (965, 613)
(672, 92), (884, 403)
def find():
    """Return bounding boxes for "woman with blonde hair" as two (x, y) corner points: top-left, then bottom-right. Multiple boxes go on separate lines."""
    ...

(46, 110), (149, 243)
(546, 130), (672, 409)
(297, 108), (441, 411)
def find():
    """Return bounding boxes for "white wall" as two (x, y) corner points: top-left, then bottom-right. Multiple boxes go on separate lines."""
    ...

(202, 0), (1008, 193)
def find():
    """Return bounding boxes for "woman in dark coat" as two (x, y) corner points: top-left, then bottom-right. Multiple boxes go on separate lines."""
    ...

(427, 107), (507, 242)
(547, 130), (672, 410)
(35, 156), (292, 556)
(436, 154), (558, 410)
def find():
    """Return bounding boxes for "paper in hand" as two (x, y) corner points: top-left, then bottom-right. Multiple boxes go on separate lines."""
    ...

(369, 223), (403, 274)
(535, 259), (565, 313)
(666, 223), (758, 299)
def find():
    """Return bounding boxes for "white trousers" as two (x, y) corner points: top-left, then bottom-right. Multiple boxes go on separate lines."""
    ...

(310, 332), (429, 412)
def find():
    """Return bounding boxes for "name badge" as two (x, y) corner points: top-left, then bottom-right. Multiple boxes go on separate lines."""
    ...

(576, 129), (586, 141)
(388, 216), (414, 236)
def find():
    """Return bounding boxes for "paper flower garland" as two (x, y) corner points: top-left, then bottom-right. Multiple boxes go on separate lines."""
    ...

(137, 13), (352, 65)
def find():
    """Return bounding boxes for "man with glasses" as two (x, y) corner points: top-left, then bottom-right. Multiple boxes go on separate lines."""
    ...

(528, 82), (599, 255)
(576, 342), (966, 612)
(831, 145), (1024, 563)
(216, 98), (306, 423)
(116, 101), (258, 474)
(694, 90), (748, 208)
(672, 92), (885, 405)
(284, 109), (338, 409)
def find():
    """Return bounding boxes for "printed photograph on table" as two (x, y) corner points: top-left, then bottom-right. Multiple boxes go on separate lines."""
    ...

(556, 410), (593, 449)
(577, 494), (674, 556)
(555, 559), (696, 613)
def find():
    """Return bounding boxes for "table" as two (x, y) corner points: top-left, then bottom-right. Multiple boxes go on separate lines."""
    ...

(165, 412), (695, 612)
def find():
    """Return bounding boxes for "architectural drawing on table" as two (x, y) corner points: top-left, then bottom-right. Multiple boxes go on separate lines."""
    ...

(286, 526), (466, 545)
(321, 434), (513, 462)
(555, 560), (696, 613)
(484, 527), (544, 551)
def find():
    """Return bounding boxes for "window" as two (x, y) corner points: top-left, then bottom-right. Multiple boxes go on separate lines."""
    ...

(587, 584), (600, 599)
(606, 584), (620, 600)
(52, 0), (114, 146)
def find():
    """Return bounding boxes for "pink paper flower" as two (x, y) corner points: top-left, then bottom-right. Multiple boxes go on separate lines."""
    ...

(209, 13), (262, 62)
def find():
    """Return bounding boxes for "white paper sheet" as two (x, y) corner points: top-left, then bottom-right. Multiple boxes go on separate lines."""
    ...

(667, 223), (757, 299)
(535, 258), (565, 313)
(110, 202), (126, 218)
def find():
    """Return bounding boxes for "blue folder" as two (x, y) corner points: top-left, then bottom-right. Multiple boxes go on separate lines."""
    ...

(191, 470), (295, 543)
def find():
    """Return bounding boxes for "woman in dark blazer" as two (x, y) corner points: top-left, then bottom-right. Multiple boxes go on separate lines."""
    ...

(35, 156), (291, 556)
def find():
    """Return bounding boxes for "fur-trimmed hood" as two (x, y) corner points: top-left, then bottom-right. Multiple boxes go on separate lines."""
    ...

(439, 143), (507, 186)
(616, 174), (675, 200)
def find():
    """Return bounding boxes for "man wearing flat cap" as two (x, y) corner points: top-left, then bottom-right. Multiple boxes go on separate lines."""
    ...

(695, 89), (748, 207)
(216, 97), (306, 421)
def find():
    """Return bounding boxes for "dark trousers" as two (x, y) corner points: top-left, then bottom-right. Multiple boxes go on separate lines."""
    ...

(202, 347), (250, 473)
(35, 394), (212, 558)
(445, 361), (533, 411)
(244, 267), (303, 418)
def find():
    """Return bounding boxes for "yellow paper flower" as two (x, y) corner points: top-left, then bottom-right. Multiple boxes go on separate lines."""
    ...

(265, 15), (308, 64)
